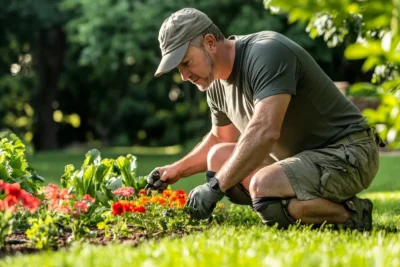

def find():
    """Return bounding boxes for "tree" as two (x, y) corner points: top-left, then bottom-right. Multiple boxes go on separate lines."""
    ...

(0, 0), (68, 150)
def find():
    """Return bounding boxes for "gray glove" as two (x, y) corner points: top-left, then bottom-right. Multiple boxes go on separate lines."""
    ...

(185, 183), (225, 220)
(145, 169), (168, 192)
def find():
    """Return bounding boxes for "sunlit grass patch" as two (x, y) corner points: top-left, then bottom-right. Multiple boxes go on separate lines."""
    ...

(361, 191), (400, 232)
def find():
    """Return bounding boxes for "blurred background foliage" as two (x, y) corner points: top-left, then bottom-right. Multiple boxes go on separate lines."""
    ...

(264, 0), (400, 147)
(0, 0), (398, 151)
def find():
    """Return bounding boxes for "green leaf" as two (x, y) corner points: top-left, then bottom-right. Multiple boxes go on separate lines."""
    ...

(106, 177), (123, 191)
(115, 155), (137, 188)
(0, 164), (11, 182)
(345, 42), (383, 60)
(95, 191), (109, 204)
(82, 149), (101, 168)
(362, 57), (381, 72)
(83, 165), (96, 196)
(95, 159), (114, 185)
(61, 164), (75, 188)
(137, 176), (147, 190)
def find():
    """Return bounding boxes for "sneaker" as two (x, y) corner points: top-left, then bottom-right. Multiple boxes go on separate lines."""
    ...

(342, 196), (373, 231)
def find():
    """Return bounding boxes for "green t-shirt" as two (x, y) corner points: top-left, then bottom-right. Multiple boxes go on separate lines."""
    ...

(206, 31), (368, 160)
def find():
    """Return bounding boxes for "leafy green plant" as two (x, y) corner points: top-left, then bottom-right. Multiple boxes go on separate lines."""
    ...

(363, 92), (400, 148)
(26, 215), (59, 249)
(61, 149), (147, 204)
(0, 210), (13, 248)
(0, 132), (44, 193)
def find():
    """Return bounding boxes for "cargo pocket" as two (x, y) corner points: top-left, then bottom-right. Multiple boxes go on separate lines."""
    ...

(315, 145), (364, 202)
(344, 141), (379, 190)
(317, 162), (354, 202)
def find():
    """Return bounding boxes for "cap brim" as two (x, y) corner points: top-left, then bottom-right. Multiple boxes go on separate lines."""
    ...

(154, 41), (189, 77)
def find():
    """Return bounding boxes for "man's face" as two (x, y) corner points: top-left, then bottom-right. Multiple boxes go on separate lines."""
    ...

(177, 45), (215, 91)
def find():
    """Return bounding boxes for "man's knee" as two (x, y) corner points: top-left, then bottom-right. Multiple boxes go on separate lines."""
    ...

(207, 143), (235, 171)
(249, 165), (295, 199)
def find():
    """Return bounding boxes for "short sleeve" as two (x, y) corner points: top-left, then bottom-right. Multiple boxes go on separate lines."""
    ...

(206, 91), (232, 127)
(248, 40), (300, 104)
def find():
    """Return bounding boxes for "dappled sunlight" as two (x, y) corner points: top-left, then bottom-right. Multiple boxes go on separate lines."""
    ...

(362, 191), (400, 200)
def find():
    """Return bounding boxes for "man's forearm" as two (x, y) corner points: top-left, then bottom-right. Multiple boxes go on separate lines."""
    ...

(172, 132), (220, 178)
(216, 124), (276, 192)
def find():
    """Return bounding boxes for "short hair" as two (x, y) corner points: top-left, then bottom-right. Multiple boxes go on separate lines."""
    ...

(190, 24), (225, 47)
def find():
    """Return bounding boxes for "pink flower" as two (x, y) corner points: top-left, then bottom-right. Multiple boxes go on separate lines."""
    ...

(112, 187), (134, 197)
(74, 201), (88, 213)
(82, 194), (95, 203)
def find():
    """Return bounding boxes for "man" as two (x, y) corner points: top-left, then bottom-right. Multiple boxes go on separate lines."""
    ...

(147, 8), (381, 230)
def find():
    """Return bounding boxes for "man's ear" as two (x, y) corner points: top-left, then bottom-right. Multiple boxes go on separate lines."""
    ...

(203, 34), (217, 52)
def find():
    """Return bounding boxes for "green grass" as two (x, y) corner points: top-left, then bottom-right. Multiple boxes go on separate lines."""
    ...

(4, 151), (399, 266)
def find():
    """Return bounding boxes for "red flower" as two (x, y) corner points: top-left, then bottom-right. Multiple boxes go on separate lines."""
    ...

(124, 202), (136, 212)
(178, 198), (186, 206)
(60, 189), (73, 200)
(19, 192), (41, 212)
(176, 189), (185, 196)
(134, 205), (146, 213)
(56, 205), (72, 214)
(4, 183), (22, 198)
(43, 184), (60, 200)
(74, 201), (88, 213)
(162, 190), (172, 198)
(82, 194), (95, 203)
(138, 189), (147, 195)
(112, 202), (124, 215)
(5, 196), (18, 209)
(112, 187), (134, 197)
(0, 180), (41, 213)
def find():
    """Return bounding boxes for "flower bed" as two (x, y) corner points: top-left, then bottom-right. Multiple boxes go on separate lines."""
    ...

(1, 178), (256, 257)
(0, 134), (261, 257)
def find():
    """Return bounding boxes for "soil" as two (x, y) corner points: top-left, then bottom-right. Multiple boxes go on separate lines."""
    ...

(0, 227), (201, 259)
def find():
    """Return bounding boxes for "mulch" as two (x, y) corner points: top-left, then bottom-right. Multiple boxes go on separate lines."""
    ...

(0, 227), (199, 259)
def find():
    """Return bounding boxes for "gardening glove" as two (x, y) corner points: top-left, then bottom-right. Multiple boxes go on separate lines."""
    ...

(145, 169), (168, 192)
(185, 182), (225, 220)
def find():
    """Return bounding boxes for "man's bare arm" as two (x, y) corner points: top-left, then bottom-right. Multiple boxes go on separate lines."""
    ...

(216, 94), (291, 192)
(168, 123), (239, 180)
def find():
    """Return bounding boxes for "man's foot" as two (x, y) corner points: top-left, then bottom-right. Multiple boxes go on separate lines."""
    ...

(342, 196), (373, 231)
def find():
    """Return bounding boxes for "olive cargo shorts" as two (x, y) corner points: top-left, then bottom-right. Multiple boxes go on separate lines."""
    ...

(277, 130), (380, 202)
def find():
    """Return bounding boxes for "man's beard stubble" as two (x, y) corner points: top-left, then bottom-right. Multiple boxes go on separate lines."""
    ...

(201, 49), (215, 90)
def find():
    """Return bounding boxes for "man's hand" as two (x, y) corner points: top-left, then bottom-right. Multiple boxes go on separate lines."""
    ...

(185, 183), (225, 220)
(146, 165), (181, 192)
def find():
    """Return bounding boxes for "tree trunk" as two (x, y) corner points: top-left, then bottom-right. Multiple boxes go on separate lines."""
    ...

(36, 27), (65, 150)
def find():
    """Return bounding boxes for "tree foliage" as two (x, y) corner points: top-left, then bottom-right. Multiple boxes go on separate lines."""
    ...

(264, 0), (400, 148)
(0, 0), (355, 149)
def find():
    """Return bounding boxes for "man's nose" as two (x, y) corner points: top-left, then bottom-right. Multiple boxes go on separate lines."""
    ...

(179, 68), (190, 81)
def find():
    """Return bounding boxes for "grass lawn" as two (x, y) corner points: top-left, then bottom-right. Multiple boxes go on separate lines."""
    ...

(3, 150), (399, 266)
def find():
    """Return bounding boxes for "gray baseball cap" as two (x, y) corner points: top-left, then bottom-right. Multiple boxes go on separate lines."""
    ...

(154, 8), (213, 77)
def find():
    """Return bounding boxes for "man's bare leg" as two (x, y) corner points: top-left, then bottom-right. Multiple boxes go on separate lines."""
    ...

(207, 143), (255, 187)
(249, 164), (350, 224)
